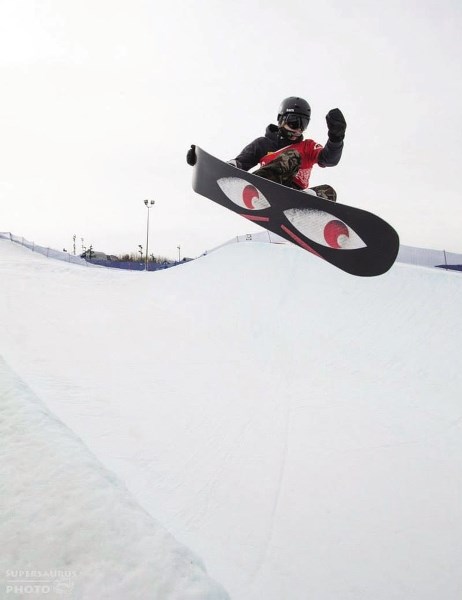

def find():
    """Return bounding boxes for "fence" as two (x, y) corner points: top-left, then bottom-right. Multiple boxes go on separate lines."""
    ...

(0, 233), (184, 271)
(211, 231), (462, 272)
(396, 245), (462, 271)
(88, 259), (180, 271)
(0, 232), (88, 265)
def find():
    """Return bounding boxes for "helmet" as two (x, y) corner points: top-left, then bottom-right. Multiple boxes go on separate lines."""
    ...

(277, 96), (311, 131)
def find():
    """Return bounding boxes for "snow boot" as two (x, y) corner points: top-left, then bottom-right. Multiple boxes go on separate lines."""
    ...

(310, 184), (337, 202)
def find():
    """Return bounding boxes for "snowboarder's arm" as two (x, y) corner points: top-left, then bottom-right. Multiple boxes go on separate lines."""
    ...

(317, 108), (346, 167)
(230, 137), (268, 171)
(317, 139), (343, 167)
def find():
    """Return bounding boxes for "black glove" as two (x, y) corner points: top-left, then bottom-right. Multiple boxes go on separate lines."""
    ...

(326, 108), (346, 143)
(186, 144), (197, 166)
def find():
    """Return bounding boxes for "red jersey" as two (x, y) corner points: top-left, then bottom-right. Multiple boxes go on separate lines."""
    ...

(259, 139), (324, 189)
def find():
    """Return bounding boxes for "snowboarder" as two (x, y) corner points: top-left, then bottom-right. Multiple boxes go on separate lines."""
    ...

(224, 97), (346, 199)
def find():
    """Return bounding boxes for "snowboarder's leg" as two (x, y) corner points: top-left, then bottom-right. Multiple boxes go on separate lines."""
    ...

(253, 149), (301, 186)
(309, 184), (337, 202)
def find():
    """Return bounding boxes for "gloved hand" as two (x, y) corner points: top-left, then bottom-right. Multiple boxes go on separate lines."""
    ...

(186, 144), (197, 166)
(326, 109), (346, 143)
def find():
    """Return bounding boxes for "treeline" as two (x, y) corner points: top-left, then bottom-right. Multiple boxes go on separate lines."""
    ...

(117, 253), (174, 264)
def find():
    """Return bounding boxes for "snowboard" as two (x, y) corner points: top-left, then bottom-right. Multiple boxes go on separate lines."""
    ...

(189, 145), (399, 277)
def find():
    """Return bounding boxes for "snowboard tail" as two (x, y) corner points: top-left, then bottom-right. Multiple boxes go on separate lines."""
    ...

(190, 145), (399, 277)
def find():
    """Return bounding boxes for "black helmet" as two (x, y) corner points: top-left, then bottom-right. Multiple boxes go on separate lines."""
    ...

(277, 96), (311, 131)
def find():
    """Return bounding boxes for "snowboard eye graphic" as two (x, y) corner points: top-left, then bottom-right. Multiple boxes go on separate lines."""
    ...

(217, 177), (270, 210)
(283, 208), (366, 250)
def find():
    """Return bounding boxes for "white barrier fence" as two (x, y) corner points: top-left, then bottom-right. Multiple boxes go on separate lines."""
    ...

(214, 231), (462, 271)
(396, 244), (462, 270)
(0, 232), (87, 266)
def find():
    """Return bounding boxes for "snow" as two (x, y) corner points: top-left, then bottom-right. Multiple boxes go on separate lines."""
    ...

(0, 357), (228, 599)
(1, 236), (462, 599)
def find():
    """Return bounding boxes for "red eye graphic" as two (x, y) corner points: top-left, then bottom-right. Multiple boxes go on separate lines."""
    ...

(217, 177), (271, 210)
(283, 208), (366, 250)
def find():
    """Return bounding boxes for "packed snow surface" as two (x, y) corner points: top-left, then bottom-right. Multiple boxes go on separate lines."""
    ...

(1, 237), (461, 599)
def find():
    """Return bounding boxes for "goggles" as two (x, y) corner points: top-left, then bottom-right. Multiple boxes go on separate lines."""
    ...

(283, 113), (310, 131)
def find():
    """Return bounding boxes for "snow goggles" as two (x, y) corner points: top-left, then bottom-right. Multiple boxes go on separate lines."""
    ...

(283, 113), (310, 131)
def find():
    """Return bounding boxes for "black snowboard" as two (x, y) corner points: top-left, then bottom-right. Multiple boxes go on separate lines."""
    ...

(189, 145), (399, 277)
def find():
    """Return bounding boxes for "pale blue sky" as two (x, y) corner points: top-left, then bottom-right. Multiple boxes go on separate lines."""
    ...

(1, 0), (461, 258)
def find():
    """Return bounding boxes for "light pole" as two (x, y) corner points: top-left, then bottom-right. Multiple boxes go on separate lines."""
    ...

(144, 199), (155, 271)
(177, 245), (181, 263)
